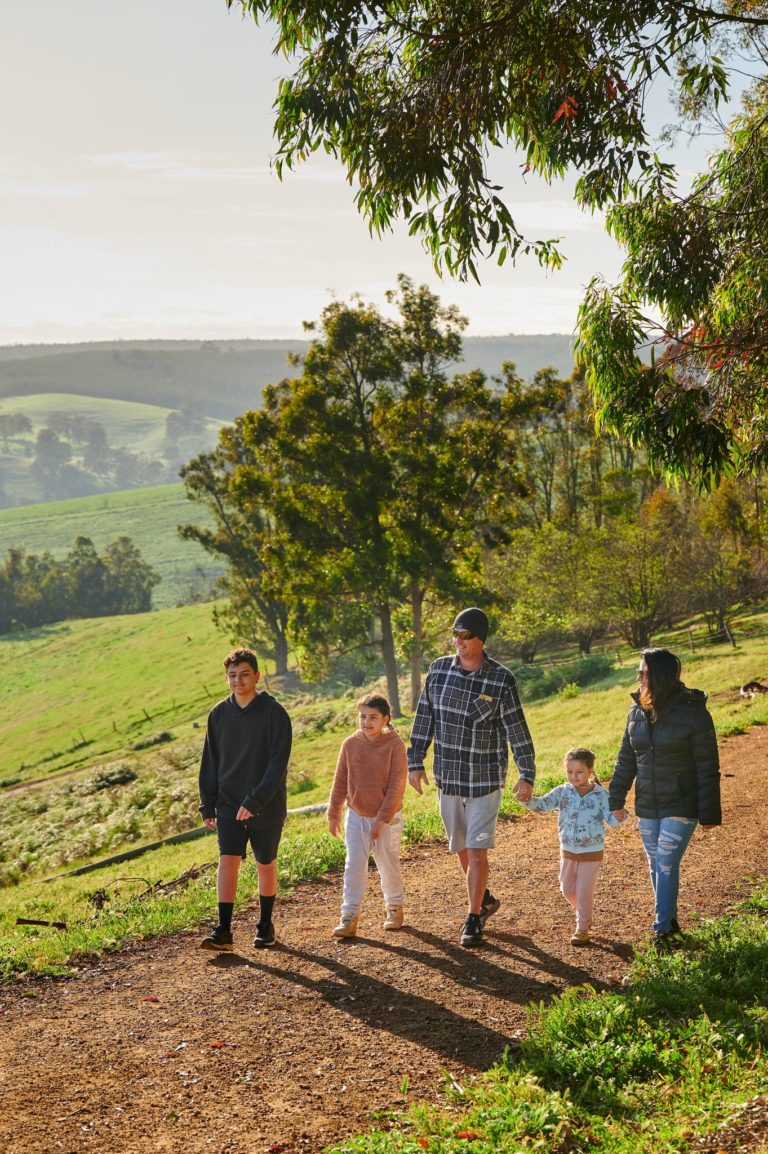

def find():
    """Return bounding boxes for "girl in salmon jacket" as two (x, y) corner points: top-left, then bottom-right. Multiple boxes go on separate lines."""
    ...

(327, 694), (408, 938)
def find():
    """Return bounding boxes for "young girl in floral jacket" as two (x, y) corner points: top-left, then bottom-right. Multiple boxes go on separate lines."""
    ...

(523, 747), (628, 945)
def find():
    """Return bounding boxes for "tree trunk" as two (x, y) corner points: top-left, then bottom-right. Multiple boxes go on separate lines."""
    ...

(273, 629), (289, 677)
(410, 585), (424, 711)
(577, 633), (592, 656)
(378, 601), (402, 716)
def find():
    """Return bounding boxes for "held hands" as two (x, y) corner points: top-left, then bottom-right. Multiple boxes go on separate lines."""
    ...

(408, 769), (429, 795)
(513, 778), (533, 804)
(611, 809), (630, 822)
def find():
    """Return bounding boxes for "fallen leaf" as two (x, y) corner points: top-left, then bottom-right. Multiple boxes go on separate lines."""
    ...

(139, 996), (160, 1003)
(209, 1041), (226, 1049)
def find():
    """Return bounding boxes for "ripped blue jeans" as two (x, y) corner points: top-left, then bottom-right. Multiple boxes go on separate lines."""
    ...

(637, 816), (698, 934)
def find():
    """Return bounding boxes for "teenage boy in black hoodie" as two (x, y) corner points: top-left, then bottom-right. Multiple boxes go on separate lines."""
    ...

(198, 649), (292, 951)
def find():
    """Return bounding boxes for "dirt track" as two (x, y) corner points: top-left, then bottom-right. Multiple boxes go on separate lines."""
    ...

(1, 728), (766, 1154)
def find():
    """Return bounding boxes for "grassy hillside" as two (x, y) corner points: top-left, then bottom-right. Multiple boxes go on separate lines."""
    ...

(0, 484), (224, 608)
(0, 336), (576, 422)
(0, 392), (223, 507)
(0, 602), (233, 786)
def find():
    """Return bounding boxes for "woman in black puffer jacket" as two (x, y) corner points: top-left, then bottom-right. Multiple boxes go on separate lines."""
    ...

(609, 648), (721, 947)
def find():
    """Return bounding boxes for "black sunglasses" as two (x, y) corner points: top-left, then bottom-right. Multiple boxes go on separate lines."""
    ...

(452, 629), (476, 641)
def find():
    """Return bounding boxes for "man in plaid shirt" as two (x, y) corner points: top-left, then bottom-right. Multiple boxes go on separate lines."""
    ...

(408, 607), (535, 947)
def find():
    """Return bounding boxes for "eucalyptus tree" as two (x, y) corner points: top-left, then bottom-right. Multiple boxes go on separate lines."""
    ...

(180, 422), (292, 675)
(231, 277), (519, 711)
(228, 0), (768, 476)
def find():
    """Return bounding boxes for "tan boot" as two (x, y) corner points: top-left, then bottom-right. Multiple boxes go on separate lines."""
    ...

(383, 905), (404, 931)
(332, 913), (359, 938)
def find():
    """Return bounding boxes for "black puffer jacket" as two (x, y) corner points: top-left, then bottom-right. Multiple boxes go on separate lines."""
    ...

(609, 684), (721, 824)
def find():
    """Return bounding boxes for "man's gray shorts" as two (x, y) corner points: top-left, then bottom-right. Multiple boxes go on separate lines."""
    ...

(438, 788), (503, 852)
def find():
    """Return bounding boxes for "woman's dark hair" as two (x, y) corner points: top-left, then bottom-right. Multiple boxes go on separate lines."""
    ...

(640, 648), (682, 716)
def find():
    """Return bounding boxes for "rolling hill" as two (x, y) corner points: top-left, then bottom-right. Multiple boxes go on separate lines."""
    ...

(0, 335), (576, 422)
(0, 484), (223, 608)
(0, 392), (223, 508)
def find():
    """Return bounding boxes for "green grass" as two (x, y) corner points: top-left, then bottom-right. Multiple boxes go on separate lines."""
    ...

(0, 483), (223, 608)
(326, 890), (768, 1153)
(0, 602), (230, 785)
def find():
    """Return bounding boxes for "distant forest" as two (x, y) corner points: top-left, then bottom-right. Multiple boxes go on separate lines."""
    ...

(0, 534), (159, 633)
(0, 336), (575, 422)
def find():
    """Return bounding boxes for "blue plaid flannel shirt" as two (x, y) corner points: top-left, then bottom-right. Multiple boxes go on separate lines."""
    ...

(408, 653), (536, 797)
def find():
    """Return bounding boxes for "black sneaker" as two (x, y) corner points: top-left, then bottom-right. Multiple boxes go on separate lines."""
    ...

(254, 921), (277, 949)
(653, 931), (674, 952)
(460, 914), (484, 948)
(200, 925), (234, 952)
(670, 917), (682, 936)
(479, 892), (501, 924)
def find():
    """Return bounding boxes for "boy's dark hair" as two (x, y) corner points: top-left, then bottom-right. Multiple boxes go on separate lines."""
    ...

(223, 648), (259, 673)
(564, 747), (596, 770)
(357, 693), (392, 720)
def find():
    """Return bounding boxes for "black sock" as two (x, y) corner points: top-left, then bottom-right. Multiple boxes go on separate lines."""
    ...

(259, 894), (276, 925)
(218, 902), (234, 931)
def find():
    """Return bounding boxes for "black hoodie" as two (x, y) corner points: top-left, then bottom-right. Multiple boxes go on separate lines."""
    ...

(609, 683), (721, 824)
(198, 691), (292, 826)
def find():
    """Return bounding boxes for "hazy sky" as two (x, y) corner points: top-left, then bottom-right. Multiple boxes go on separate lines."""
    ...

(0, 1), (713, 344)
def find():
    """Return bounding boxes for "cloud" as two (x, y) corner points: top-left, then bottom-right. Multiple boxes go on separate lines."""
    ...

(89, 152), (272, 182)
(88, 152), (348, 185)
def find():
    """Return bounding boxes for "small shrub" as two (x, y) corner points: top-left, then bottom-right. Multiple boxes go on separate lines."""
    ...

(130, 731), (173, 751)
(288, 767), (318, 795)
(559, 681), (581, 700)
(92, 767), (138, 791)
(515, 653), (614, 702)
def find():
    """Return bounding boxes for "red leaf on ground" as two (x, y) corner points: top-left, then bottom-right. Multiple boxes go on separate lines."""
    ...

(209, 1041), (226, 1048)
(139, 996), (160, 1003)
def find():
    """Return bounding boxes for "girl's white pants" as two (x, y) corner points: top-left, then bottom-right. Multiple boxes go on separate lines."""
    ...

(341, 808), (405, 916)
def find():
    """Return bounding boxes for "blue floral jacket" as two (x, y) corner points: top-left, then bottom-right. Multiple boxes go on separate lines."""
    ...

(523, 782), (626, 854)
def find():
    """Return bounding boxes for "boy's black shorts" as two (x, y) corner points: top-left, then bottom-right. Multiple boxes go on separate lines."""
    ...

(215, 815), (283, 864)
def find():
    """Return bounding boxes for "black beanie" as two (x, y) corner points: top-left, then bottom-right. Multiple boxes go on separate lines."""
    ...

(452, 607), (489, 642)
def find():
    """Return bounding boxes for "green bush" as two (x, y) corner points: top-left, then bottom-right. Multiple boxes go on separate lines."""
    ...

(515, 654), (614, 702)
